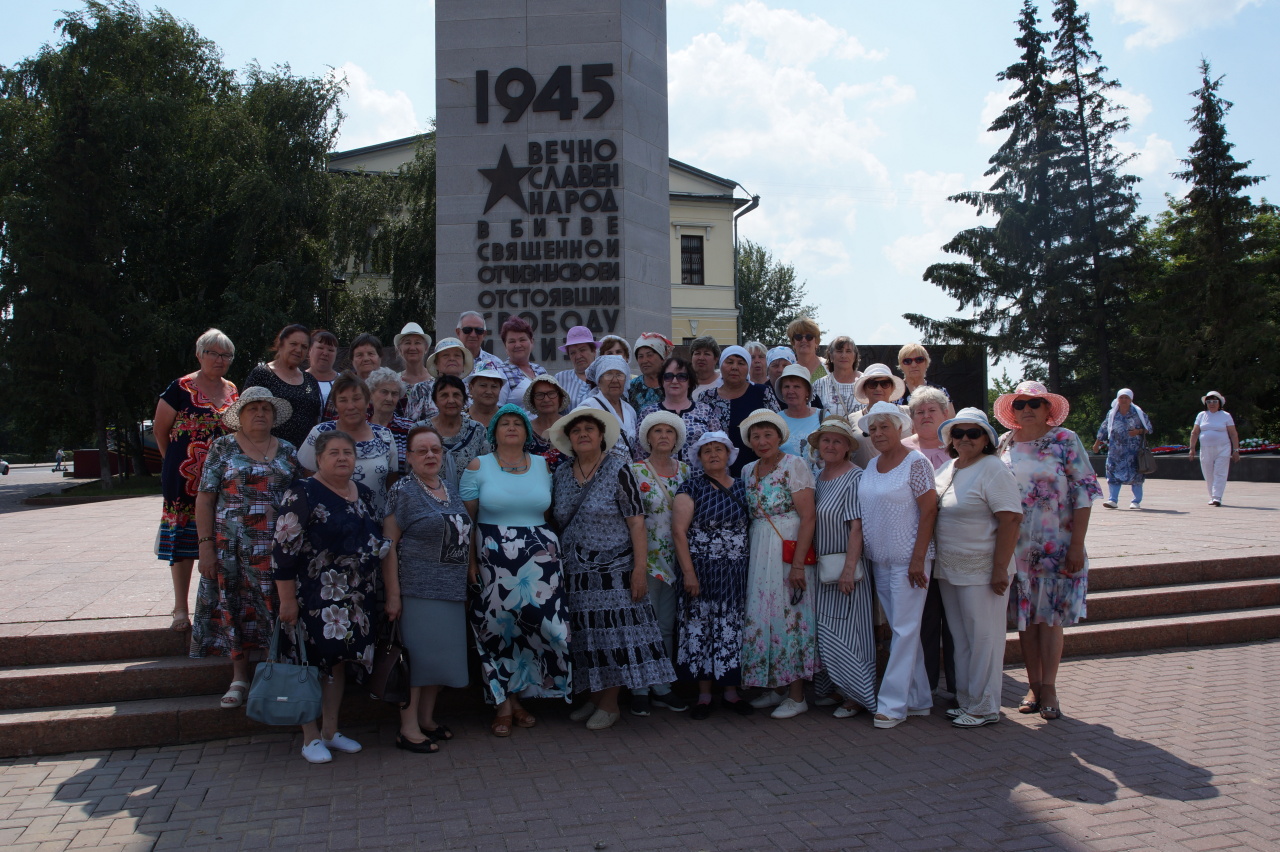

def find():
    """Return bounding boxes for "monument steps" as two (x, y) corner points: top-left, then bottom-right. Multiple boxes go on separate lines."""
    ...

(0, 555), (1276, 757)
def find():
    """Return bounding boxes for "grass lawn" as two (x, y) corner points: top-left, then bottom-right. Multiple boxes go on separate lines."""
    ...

(42, 475), (163, 499)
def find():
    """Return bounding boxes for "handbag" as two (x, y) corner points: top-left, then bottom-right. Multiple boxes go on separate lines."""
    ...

(1137, 437), (1158, 476)
(818, 552), (864, 584)
(246, 621), (322, 727)
(752, 463), (816, 566)
(368, 618), (412, 708)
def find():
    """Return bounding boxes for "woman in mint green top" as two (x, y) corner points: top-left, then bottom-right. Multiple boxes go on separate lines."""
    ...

(460, 404), (572, 737)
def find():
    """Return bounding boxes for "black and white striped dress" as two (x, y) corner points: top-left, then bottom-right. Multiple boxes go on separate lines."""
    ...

(812, 466), (878, 709)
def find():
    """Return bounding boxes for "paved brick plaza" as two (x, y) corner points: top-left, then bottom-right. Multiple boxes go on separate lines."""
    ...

(0, 473), (1277, 849)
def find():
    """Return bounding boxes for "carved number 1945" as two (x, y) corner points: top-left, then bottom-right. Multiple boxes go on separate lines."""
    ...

(476, 64), (614, 124)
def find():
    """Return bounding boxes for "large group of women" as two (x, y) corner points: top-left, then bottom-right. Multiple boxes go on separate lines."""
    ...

(160, 313), (1213, 764)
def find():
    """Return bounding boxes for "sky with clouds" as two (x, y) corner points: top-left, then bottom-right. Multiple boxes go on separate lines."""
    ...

(3, 0), (1277, 351)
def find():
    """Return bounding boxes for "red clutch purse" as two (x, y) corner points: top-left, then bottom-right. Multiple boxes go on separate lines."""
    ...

(781, 539), (817, 566)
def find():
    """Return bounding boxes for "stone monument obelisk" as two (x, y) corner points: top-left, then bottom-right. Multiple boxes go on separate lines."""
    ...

(434, 1), (670, 365)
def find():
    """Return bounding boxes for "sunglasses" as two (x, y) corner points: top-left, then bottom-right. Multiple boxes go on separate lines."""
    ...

(1011, 398), (1047, 411)
(459, 326), (487, 335)
(662, 372), (690, 383)
(864, 378), (895, 389)
(901, 356), (927, 365)
(792, 333), (816, 342)
(950, 427), (986, 441)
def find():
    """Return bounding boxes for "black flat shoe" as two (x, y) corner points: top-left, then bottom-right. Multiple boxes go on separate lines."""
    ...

(690, 702), (712, 721)
(396, 734), (439, 754)
(725, 698), (755, 716)
(422, 724), (453, 741)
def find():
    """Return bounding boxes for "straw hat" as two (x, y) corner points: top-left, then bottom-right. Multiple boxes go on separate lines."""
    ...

(856, 400), (912, 437)
(853, 363), (907, 404)
(689, 430), (739, 468)
(547, 405), (623, 457)
(522, 374), (569, 412)
(936, 407), (999, 449)
(806, 416), (860, 458)
(1202, 390), (1226, 405)
(638, 410), (687, 455)
(425, 337), (474, 378)
(394, 322), (431, 350)
(993, 380), (1070, 429)
(773, 363), (813, 399)
(739, 408), (790, 446)
(222, 386), (292, 432)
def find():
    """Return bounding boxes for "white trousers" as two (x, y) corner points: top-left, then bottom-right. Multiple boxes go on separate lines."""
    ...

(938, 579), (1008, 716)
(1199, 436), (1232, 502)
(872, 561), (932, 720)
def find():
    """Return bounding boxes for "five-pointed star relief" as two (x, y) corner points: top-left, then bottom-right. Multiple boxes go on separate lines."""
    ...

(478, 145), (532, 214)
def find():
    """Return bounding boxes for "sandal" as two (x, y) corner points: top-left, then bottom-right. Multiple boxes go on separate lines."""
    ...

(170, 610), (191, 632)
(512, 709), (536, 729)
(422, 724), (454, 741)
(220, 681), (250, 709)
(1018, 698), (1041, 714)
(490, 714), (513, 737)
(1040, 705), (1062, 721)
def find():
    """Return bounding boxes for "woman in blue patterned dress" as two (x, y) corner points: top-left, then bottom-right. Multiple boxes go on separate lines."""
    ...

(672, 431), (754, 719)
(639, 355), (723, 465)
(273, 430), (389, 764)
(298, 372), (397, 518)
(1092, 388), (1153, 510)
(154, 328), (239, 631)
(191, 387), (298, 711)
(996, 381), (1101, 721)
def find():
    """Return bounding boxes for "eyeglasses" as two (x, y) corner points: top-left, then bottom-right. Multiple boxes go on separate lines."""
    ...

(792, 333), (816, 342)
(533, 391), (562, 401)
(202, 350), (234, 361)
(950, 427), (986, 441)
(662, 372), (690, 383)
(1011, 398), (1047, 411)
(459, 326), (487, 335)
(864, 378), (895, 389)
(901, 356), (927, 365)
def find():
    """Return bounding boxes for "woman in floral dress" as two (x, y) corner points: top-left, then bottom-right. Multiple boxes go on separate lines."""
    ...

(1092, 388), (1153, 510)
(154, 328), (239, 631)
(273, 430), (389, 764)
(739, 410), (819, 720)
(191, 387), (298, 710)
(995, 381), (1101, 721)
(298, 372), (397, 517)
(628, 411), (692, 714)
(460, 404), (572, 737)
(673, 431), (754, 719)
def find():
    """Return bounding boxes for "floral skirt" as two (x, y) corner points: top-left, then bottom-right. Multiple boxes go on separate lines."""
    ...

(285, 563), (378, 677)
(1009, 562), (1088, 629)
(562, 541), (676, 694)
(157, 499), (198, 563)
(189, 529), (277, 661)
(741, 515), (819, 688)
(469, 523), (573, 705)
(676, 553), (748, 684)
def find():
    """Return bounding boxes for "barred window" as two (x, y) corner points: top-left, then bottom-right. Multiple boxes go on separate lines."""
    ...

(681, 235), (704, 285)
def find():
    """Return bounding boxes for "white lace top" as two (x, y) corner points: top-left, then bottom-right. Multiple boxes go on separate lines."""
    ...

(858, 449), (936, 565)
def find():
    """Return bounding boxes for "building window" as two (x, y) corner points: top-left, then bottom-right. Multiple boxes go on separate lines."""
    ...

(681, 235), (705, 285)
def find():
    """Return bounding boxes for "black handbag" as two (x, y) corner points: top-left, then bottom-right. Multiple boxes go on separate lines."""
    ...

(368, 618), (412, 708)
(1137, 436), (1158, 476)
(246, 621), (322, 726)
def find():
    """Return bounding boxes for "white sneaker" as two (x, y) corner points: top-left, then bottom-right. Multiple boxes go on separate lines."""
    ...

(749, 691), (784, 709)
(1129, 502), (1141, 510)
(951, 712), (999, 728)
(322, 732), (362, 754)
(301, 739), (332, 764)
(569, 701), (597, 722)
(1102, 500), (1118, 509)
(833, 705), (861, 719)
(770, 698), (809, 719)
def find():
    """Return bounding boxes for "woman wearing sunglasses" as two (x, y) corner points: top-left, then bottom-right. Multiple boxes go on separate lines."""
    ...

(994, 381), (1101, 721)
(639, 356), (723, 465)
(894, 343), (951, 411)
(786, 317), (827, 381)
(932, 408), (1022, 728)
(849, 364), (907, 469)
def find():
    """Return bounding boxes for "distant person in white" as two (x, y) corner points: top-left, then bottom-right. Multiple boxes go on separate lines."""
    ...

(1188, 391), (1240, 507)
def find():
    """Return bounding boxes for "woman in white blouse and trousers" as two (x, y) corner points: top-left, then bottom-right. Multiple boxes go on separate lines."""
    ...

(932, 408), (1023, 728)
(1188, 391), (1240, 507)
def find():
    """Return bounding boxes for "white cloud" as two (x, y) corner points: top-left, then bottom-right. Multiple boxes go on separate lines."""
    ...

(1090, 0), (1266, 49)
(883, 171), (991, 278)
(330, 61), (421, 150)
(1116, 132), (1180, 178)
(1112, 88), (1154, 125)
(720, 1), (886, 65)
(978, 81), (1018, 143)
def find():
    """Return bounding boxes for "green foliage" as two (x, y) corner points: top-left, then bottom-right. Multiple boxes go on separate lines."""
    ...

(736, 239), (819, 345)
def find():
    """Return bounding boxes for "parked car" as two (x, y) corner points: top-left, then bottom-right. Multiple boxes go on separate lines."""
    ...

(0, 459), (9, 475)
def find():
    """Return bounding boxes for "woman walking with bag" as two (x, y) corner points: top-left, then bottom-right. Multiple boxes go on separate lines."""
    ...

(1092, 388), (1152, 509)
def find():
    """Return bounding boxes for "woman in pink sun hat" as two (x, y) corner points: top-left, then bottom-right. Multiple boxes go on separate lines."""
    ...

(994, 381), (1101, 722)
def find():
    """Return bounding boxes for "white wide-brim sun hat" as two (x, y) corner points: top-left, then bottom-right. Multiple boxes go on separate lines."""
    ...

(547, 404), (623, 457)
(856, 400), (912, 437)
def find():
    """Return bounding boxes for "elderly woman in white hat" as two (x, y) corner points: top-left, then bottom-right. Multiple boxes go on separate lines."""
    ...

(856, 400), (938, 729)
(932, 408), (1022, 728)
(850, 364), (909, 469)
(580, 355), (640, 459)
(1189, 391), (1240, 506)
(628, 411), (693, 715)
(597, 334), (632, 362)
(766, 346), (795, 385)
(740, 409), (819, 720)
(1092, 388), (1153, 509)
(627, 332), (673, 412)
(673, 430), (754, 719)
(395, 322), (433, 396)
(701, 345), (781, 476)
(192, 386), (300, 710)
(550, 406), (675, 730)
(775, 364), (821, 459)
(996, 381), (1101, 721)
(805, 417), (877, 719)
(554, 325), (598, 408)
(405, 337), (475, 422)
(465, 368), (505, 431)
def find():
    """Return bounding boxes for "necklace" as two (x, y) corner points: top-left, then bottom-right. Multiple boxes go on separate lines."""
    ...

(575, 454), (602, 483)
(315, 472), (354, 501)
(240, 432), (273, 463)
(415, 473), (449, 504)
(497, 452), (529, 474)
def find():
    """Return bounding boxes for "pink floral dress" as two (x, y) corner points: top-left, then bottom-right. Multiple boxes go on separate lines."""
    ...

(1000, 427), (1102, 628)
